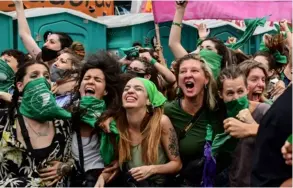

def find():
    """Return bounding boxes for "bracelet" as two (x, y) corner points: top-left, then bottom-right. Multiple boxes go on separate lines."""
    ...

(172, 22), (183, 28)
(150, 58), (157, 65)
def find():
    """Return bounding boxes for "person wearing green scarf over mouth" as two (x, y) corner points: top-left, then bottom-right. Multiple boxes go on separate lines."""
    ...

(212, 66), (270, 187)
(70, 51), (123, 187)
(0, 60), (74, 187)
(96, 77), (182, 187)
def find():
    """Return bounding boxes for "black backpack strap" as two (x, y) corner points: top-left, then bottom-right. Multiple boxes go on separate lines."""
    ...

(17, 108), (34, 157)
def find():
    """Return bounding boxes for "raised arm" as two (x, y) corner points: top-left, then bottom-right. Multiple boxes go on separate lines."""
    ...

(13, 0), (41, 59)
(168, 1), (188, 59)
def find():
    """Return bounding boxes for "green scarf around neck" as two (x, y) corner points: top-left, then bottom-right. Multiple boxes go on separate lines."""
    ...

(136, 78), (166, 107)
(199, 49), (222, 79)
(211, 95), (249, 155)
(0, 59), (15, 92)
(79, 96), (119, 165)
(19, 77), (71, 122)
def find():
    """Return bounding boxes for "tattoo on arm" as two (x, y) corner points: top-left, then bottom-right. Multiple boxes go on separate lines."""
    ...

(168, 127), (180, 157)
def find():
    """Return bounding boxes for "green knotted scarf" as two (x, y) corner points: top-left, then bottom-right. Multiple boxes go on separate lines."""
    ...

(79, 96), (119, 165)
(119, 47), (140, 59)
(259, 41), (287, 64)
(199, 49), (222, 79)
(136, 78), (167, 107)
(0, 59), (15, 92)
(211, 95), (249, 155)
(226, 17), (267, 50)
(19, 77), (71, 122)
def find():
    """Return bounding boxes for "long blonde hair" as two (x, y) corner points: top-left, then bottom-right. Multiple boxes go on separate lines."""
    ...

(117, 107), (163, 166)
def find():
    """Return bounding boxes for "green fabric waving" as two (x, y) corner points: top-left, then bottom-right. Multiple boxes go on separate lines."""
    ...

(211, 95), (249, 156)
(79, 96), (119, 165)
(226, 17), (267, 50)
(119, 47), (140, 59)
(136, 78), (166, 107)
(287, 134), (292, 144)
(0, 59), (15, 92)
(19, 77), (71, 122)
(199, 49), (222, 79)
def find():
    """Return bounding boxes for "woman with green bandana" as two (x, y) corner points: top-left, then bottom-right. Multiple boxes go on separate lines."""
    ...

(214, 66), (270, 186)
(96, 78), (182, 187)
(168, 1), (231, 69)
(164, 54), (225, 186)
(69, 51), (122, 187)
(0, 60), (73, 187)
(238, 59), (271, 104)
(50, 48), (83, 109)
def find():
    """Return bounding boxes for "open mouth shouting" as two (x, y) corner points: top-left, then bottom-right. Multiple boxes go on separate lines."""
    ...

(84, 86), (96, 97)
(184, 80), (195, 93)
(124, 94), (137, 103)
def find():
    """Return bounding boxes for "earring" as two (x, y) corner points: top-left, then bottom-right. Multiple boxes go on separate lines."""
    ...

(205, 84), (207, 89)
(104, 90), (108, 96)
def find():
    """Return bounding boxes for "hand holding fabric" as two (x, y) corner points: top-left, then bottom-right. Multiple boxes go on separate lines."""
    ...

(236, 109), (256, 124)
(223, 117), (252, 138)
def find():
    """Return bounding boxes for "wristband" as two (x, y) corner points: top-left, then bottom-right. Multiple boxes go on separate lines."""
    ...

(172, 22), (183, 28)
(150, 58), (157, 65)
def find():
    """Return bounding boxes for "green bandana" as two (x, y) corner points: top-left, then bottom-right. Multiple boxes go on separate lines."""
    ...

(119, 47), (139, 58)
(199, 49), (222, 79)
(79, 96), (119, 165)
(225, 95), (249, 118)
(79, 96), (106, 127)
(136, 78), (166, 107)
(212, 95), (249, 155)
(259, 42), (287, 64)
(100, 120), (119, 165)
(19, 77), (71, 122)
(0, 59), (15, 92)
(226, 17), (267, 50)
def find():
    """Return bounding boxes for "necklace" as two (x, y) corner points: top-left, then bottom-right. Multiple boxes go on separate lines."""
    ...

(25, 120), (50, 137)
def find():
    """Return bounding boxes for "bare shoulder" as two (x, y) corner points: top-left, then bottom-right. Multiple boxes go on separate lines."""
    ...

(160, 114), (175, 134)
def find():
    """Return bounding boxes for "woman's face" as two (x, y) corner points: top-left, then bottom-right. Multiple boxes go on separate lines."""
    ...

(1, 54), (18, 73)
(127, 60), (150, 79)
(52, 53), (73, 70)
(17, 64), (51, 92)
(43, 34), (62, 51)
(247, 68), (266, 102)
(178, 59), (209, 98)
(122, 78), (148, 109)
(200, 40), (218, 53)
(79, 68), (106, 99)
(220, 76), (248, 103)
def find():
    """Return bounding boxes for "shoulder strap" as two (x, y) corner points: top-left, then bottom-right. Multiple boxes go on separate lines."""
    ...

(17, 108), (35, 157)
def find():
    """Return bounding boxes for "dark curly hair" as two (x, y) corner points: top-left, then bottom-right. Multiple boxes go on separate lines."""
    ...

(1, 49), (28, 68)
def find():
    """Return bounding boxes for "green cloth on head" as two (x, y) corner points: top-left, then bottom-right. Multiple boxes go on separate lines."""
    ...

(211, 95), (249, 156)
(19, 77), (71, 122)
(100, 120), (119, 165)
(0, 59), (15, 92)
(226, 17), (267, 50)
(259, 42), (287, 64)
(136, 78), (167, 107)
(119, 47), (139, 59)
(79, 96), (106, 128)
(199, 49), (222, 79)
